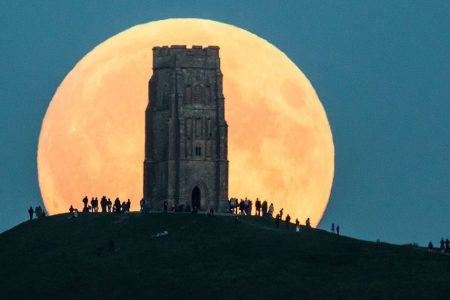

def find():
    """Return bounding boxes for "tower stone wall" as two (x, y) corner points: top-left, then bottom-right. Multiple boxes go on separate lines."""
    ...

(144, 45), (228, 212)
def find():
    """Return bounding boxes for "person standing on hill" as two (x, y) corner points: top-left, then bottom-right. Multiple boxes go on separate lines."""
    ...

(255, 198), (261, 216)
(285, 214), (291, 229)
(445, 239), (450, 252)
(244, 198), (249, 215)
(305, 217), (311, 228)
(114, 198), (121, 213)
(261, 201), (268, 216)
(275, 214), (281, 227)
(82, 196), (88, 210)
(140, 198), (145, 212)
(90, 197), (95, 212)
(107, 198), (112, 212)
(331, 223), (335, 233)
(279, 208), (284, 220)
(440, 239), (445, 253)
(93, 197), (99, 212)
(100, 196), (108, 213)
(336, 224), (340, 235)
(35, 206), (41, 218)
(295, 218), (300, 232)
(28, 206), (34, 220)
(268, 203), (274, 217)
(126, 199), (131, 212)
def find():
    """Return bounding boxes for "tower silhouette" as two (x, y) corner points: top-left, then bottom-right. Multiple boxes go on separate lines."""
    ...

(144, 45), (228, 212)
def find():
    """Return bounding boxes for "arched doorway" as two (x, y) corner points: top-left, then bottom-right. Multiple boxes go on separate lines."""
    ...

(191, 186), (201, 211)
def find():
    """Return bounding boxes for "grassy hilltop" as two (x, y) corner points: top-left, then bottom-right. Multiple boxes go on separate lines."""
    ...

(1, 213), (450, 299)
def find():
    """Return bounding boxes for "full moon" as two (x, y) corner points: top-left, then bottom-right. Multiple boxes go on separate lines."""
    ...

(38, 18), (334, 226)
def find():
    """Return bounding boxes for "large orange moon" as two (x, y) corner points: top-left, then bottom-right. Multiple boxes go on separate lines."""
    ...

(38, 18), (334, 226)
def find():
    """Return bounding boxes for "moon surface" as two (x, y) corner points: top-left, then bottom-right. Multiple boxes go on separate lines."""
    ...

(38, 18), (334, 226)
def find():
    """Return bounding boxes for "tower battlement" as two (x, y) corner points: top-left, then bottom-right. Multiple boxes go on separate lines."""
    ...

(152, 45), (220, 57)
(152, 45), (220, 70)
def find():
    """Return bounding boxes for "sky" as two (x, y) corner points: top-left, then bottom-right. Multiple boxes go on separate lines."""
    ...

(1, 0), (449, 245)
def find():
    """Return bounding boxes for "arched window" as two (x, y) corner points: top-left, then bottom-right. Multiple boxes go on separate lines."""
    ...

(195, 145), (202, 156)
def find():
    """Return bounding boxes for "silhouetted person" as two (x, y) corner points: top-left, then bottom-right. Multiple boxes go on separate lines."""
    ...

(255, 198), (261, 216)
(208, 207), (214, 216)
(229, 198), (236, 214)
(93, 197), (99, 212)
(35, 206), (44, 218)
(275, 214), (281, 227)
(446, 239), (450, 252)
(279, 208), (284, 220)
(305, 217), (311, 228)
(114, 198), (121, 213)
(126, 199), (131, 212)
(440, 239), (445, 253)
(295, 218), (299, 226)
(244, 198), (249, 215)
(248, 200), (253, 216)
(163, 201), (168, 212)
(107, 198), (112, 212)
(239, 200), (244, 215)
(121, 202), (127, 213)
(336, 224), (340, 235)
(268, 203), (274, 217)
(428, 241), (434, 250)
(261, 201), (268, 216)
(68, 206), (78, 219)
(331, 223), (335, 233)
(82, 196), (88, 209)
(28, 207), (34, 220)
(100, 196), (108, 213)
(90, 197), (96, 212)
(285, 214), (291, 229)
(140, 198), (145, 212)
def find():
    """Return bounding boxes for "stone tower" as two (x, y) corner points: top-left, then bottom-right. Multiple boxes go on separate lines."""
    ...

(143, 45), (228, 212)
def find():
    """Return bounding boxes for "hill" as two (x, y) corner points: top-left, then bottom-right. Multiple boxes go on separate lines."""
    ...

(1, 213), (449, 299)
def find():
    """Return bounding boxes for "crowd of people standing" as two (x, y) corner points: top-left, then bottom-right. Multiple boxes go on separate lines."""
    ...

(228, 197), (275, 217)
(80, 196), (131, 213)
(27, 206), (46, 220)
(428, 238), (450, 253)
(228, 197), (313, 232)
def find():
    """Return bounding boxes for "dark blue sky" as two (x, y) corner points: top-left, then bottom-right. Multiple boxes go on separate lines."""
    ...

(1, 0), (449, 245)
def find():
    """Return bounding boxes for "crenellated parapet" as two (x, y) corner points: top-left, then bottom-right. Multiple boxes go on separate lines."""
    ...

(152, 45), (220, 70)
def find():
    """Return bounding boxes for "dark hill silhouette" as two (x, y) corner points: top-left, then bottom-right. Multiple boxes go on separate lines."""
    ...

(1, 213), (450, 299)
